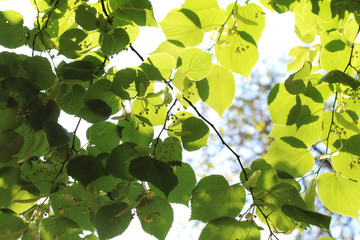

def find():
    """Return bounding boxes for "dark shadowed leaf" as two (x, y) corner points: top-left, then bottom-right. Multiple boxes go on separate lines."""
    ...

(67, 155), (108, 187)
(77, 99), (112, 123)
(95, 202), (132, 240)
(129, 156), (178, 197)
(281, 204), (331, 230)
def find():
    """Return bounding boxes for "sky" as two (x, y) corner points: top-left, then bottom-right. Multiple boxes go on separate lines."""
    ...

(0, 0), (304, 239)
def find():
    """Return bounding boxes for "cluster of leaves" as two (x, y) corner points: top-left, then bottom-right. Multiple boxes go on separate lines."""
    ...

(1, 0), (360, 239)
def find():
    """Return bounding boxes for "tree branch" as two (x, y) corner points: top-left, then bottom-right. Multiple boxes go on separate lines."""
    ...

(128, 44), (279, 239)
(101, 0), (113, 24)
(129, 45), (145, 62)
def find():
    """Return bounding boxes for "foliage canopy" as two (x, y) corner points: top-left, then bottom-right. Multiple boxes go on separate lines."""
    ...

(0, 0), (360, 239)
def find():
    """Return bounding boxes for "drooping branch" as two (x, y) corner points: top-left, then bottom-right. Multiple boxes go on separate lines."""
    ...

(129, 44), (279, 239)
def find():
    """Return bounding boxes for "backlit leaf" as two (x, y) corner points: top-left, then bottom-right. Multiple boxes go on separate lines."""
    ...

(197, 64), (235, 116)
(160, 8), (204, 46)
(95, 202), (132, 239)
(181, 117), (210, 151)
(136, 196), (173, 240)
(106, 142), (140, 180)
(266, 137), (314, 178)
(0, 130), (24, 163)
(318, 172), (360, 218)
(177, 48), (212, 81)
(190, 175), (245, 222)
(0, 10), (26, 48)
(199, 217), (260, 240)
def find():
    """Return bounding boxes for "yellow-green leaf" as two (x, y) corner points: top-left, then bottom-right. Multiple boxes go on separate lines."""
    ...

(318, 172), (360, 218)
(197, 64), (235, 116)
(160, 8), (204, 47)
(177, 48), (212, 81)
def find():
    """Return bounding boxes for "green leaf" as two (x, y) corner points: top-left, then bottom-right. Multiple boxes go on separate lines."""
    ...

(284, 61), (311, 95)
(243, 170), (262, 188)
(0, 167), (39, 213)
(233, 3), (265, 43)
(51, 184), (93, 231)
(256, 183), (309, 232)
(95, 202), (132, 240)
(59, 61), (96, 82)
(110, 181), (144, 205)
(150, 163), (196, 206)
(21, 56), (56, 90)
(118, 116), (154, 146)
(60, 84), (86, 115)
(332, 135), (360, 181)
(215, 30), (258, 78)
(84, 79), (122, 115)
(67, 155), (108, 187)
(197, 64), (235, 116)
(152, 40), (185, 59)
(181, 117), (210, 151)
(190, 175), (245, 222)
(132, 97), (168, 126)
(86, 121), (121, 153)
(0, 104), (22, 130)
(100, 28), (129, 55)
(281, 204), (331, 230)
(182, 0), (226, 32)
(0, 210), (27, 240)
(318, 172), (360, 218)
(77, 99), (112, 123)
(265, 138), (314, 178)
(75, 4), (99, 31)
(111, 68), (145, 100)
(199, 217), (260, 240)
(106, 142), (140, 180)
(141, 53), (176, 80)
(177, 48), (212, 81)
(160, 8), (204, 46)
(109, 0), (157, 27)
(0, 130), (24, 162)
(294, 0), (318, 40)
(45, 122), (70, 148)
(153, 137), (182, 163)
(0, 10), (26, 48)
(129, 156), (178, 197)
(40, 217), (82, 240)
(244, 158), (280, 195)
(20, 158), (62, 194)
(136, 196), (173, 240)
(321, 70), (360, 90)
(173, 71), (201, 107)
(268, 83), (303, 125)
(59, 29), (97, 59)
(304, 177), (317, 210)
(320, 33), (351, 72)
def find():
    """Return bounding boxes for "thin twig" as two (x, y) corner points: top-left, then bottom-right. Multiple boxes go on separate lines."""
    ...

(153, 99), (178, 155)
(129, 45), (145, 62)
(32, 0), (60, 56)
